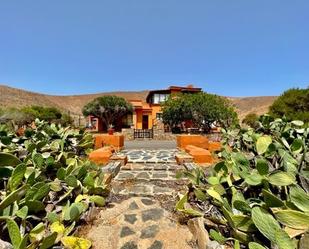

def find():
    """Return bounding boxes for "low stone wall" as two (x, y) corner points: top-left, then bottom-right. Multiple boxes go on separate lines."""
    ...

(153, 131), (176, 140)
(121, 128), (134, 141)
(121, 128), (176, 141)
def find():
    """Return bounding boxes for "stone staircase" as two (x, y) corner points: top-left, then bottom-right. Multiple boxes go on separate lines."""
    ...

(112, 162), (186, 197)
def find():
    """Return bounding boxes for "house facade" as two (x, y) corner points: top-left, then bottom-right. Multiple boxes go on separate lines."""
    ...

(87, 85), (202, 132)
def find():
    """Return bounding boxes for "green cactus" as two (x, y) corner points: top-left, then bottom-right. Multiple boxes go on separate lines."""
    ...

(0, 152), (22, 167)
(0, 120), (107, 248)
(0, 185), (28, 211)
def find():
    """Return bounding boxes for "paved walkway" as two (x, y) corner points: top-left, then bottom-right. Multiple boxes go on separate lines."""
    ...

(85, 197), (194, 249)
(83, 149), (196, 249)
(112, 162), (184, 196)
(124, 140), (177, 150)
(116, 149), (178, 163)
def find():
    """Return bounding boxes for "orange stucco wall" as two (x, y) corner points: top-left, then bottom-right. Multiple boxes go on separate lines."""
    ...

(134, 109), (153, 129)
(177, 135), (210, 150)
(94, 134), (124, 150)
(151, 105), (162, 120)
(135, 109), (143, 129)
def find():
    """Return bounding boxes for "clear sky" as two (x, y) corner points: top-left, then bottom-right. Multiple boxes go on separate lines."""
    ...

(0, 1), (308, 97)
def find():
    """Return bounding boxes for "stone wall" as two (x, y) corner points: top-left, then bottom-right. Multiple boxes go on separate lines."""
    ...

(121, 128), (134, 141)
(121, 121), (176, 141)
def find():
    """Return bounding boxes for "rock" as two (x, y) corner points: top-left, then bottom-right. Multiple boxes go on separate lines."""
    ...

(120, 241), (138, 249)
(136, 172), (150, 179)
(152, 172), (168, 179)
(0, 240), (12, 249)
(148, 240), (163, 249)
(140, 224), (159, 239)
(128, 201), (139, 210)
(124, 214), (137, 224)
(207, 241), (224, 249)
(188, 217), (209, 249)
(141, 198), (155, 206)
(120, 226), (135, 237)
(299, 233), (309, 249)
(153, 186), (173, 194)
(142, 208), (164, 222)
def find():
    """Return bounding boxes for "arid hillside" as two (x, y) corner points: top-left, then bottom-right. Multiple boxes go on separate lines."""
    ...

(0, 85), (148, 115)
(230, 96), (277, 120)
(0, 85), (276, 119)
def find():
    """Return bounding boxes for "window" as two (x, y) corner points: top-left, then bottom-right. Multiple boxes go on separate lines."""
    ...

(153, 94), (160, 104)
(152, 93), (169, 104)
(156, 113), (163, 120)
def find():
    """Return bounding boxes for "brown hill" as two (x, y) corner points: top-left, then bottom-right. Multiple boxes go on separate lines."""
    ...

(0, 85), (277, 119)
(0, 85), (148, 115)
(230, 96), (277, 120)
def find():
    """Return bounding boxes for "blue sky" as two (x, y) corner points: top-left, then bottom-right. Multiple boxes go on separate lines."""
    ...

(0, 1), (308, 96)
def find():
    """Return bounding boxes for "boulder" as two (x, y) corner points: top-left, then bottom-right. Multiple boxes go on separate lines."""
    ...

(188, 217), (209, 249)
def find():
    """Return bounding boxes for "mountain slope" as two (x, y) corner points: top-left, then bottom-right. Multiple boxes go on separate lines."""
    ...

(0, 85), (148, 115)
(0, 85), (276, 118)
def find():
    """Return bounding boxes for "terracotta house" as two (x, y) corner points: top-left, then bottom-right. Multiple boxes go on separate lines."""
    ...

(87, 85), (202, 132)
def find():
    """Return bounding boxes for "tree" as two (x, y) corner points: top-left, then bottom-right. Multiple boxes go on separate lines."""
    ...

(190, 93), (238, 132)
(242, 113), (260, 128)
(269, 87), (309, 122)
(162, 92), (238, 133)
(82, 96), (133, 128)
(162, 94), (192, 132)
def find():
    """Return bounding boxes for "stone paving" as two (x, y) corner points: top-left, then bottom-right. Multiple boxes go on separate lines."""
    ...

(112, 162), (186, 197)
(84, 197), (195, 249)
(115, 149), (178, 163)
(83, 149), (196, 249)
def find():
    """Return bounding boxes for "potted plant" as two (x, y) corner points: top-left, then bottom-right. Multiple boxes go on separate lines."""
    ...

(107, 124), (114, 135)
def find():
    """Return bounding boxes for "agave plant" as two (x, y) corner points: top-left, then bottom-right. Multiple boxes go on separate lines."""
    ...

(176, 116), (309, 249)
(0, 119), (108, 249)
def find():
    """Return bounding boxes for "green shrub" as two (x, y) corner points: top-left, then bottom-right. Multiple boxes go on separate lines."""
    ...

(242, 113), (260, 129)
(162, 93), (238, 133)
(176, 115), (309, 248)
(269, 87), (309, 122)
(0, 119), (107, 248)
(0, 106), (73, 128)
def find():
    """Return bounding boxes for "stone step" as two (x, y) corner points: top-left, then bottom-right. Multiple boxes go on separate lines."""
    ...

(114, 170), (178, 181)
(115, 149), (178, 164)
(121, 163), (182, 171)
(112, 182), (176, 197)
(128, 159), (176, 164)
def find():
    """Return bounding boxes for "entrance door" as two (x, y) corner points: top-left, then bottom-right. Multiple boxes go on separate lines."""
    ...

(142, 115), (149, 129)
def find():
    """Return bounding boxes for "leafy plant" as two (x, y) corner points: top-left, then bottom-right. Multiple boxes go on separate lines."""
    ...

(176, 116), (309, 248)
(269, 87), (309, 122)
(0, 119), (108, 248)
